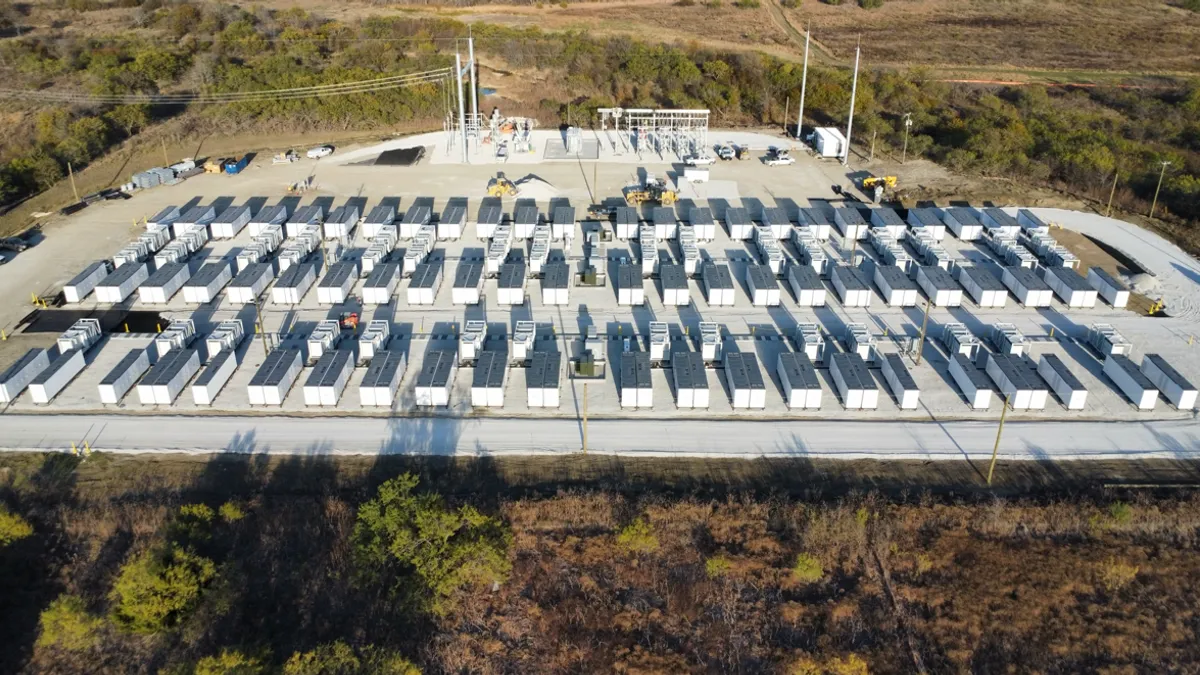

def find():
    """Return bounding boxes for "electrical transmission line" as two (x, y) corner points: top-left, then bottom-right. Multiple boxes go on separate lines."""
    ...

(0, 67), (454, 105)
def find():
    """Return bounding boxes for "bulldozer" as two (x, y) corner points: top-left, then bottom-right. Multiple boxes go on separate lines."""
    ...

(487, 172), (519, 198)
(624, 172), (677, 207)
(861, 175), (898, 191)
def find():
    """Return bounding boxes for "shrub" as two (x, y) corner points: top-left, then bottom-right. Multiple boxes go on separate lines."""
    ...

(780, 0), (800, 6)
(858, 0), (883, 8)
(1099, 559), (1139, 593)
(36, 595), (104, 652)
(705, 555), (732, 579)
(733, 0), (760, 7)
(855, 507), (870, 529)
(675, 0), (696, 5)
(194, 650), (267, 675)
(353, 474), (511, 616)
(219, 501), (246, 523)
(828, 654), (870, 675)
(170, 503), (215, 544)
(792, 553), (823, 584)
(1108, 502), (1134, 525)
(109, 543), (217, 633)
(0, 505), (33, 546)
(616, 518), (658, 554)
(285, 641), (420, 675)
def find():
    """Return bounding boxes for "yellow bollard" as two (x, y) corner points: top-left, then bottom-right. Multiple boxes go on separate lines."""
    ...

(156, 323), (162, 333)
(71, 441), (77, 454)
(1, 329), (6, 341)
(1050, 327), (1056, 339)
(84, 441), (90, 455)
(1190, 335), (1194, 346)
(125, 323), (129, 333)
(884, 327), (889, 337)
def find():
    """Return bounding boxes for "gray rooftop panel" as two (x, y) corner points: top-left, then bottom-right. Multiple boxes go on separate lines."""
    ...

(834, 207), (867, 225)
(983, 207), (1019, 228)
(67, 261), (110, 288)
(1144, 354), (1196, 391)
(909, 207), (941, 227)
(104, 261), (148, 286)
(835, 265), (870, 291)
(365, 204), (396, 224)
(31, 352), (83, 385)
(145, 261), (188, 287)
(702, 263), (734, 289)
(1110, 354), (1155, 389)
(1006, 266), (1051, 290)
(318, 349), (353, 386)
(319, 261), (357, 287)
(726, 352), (765, 390)
(989, 353), (1044, 391)
(788, 264), (824, 290)
(144, 348), (197, 386)
(476, 202), (503, 225)
(944, 207), (982, 226)
(615, 207), (639, 226)
(779, 352), (821, 389)
(277, 262), (318, 288)
(953, 354), (993, 389)
(365, 261), (401, 288)
(1041, 354), (1085, 391)
(885, 354), (917, 390)
(618, 264), (641, 289)
(100, 349), (145, 386)
(1044, 265), (1092, 291)
(961, 265), (1005, 291)
(919, 265), (958, 291)
(673, 352), (707, 390)
(249, 350), (284, 387)
(231, 262), (272, 287)
(514, 205), (539, 225)
(1088, 267), (1128, 292)
(0, 349), (45, 383)
(441, 203), (467, 225)
(801, 207), (833, 226)
(542, 262), (569, 289)
(871, 207), (904, 227)
(453, 261), (482, 288)
(747, 264), (776, 289)
(411, 262), (440, 289)
(724, 207), (751, 226)
(265, 349), (301, 387)
(195, 350), (234, 387)
(689, 207), (714, 226)
(877, 265), (916, 290)
(761, 207), (790, 226)
(498, 262), (526, 289)
(832, 353), (870, 390)
(652, 207), (675, 226)
(215, 204), (251, 224)
(189, 261), (231, 286)
(552, 206), (575, 225)
(252, 204), (289, 224)
(402, 204), (432, 225)
(659, 263), (686, 290)
(416, 349), (454, 388)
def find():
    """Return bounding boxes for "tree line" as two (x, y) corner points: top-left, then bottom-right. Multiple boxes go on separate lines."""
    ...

(0, 3), (1196, 230)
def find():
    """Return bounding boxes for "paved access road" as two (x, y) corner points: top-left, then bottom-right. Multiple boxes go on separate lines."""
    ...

(0, 414), (1196, 460)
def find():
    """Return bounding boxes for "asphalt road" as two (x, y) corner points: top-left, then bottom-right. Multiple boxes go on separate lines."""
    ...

(0, 414), (1196, 460)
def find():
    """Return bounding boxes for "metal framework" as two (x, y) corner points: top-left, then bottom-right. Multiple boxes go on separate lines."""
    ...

(443, 36), (483, 163)
(598, 108), (709, 158)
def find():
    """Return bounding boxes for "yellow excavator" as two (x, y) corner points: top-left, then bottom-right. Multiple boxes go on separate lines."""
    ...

(487, 172), (519, 198)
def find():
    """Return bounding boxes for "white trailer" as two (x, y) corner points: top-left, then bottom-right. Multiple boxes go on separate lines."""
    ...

(359, 350), (407, 407)
(439, 203), (468, 241)
(98, 348), (149, 404)
(272, 262), (317, 305)
(211, 205), (252, 239)
(324, 203), (361, 240)
(137, 348), (199, 405)
(249, 204), (289, 237)
(620, 351), (653, 409)
(830, 352), (878, 410)
(616, 264), (644, 306)
(63, 261), (112, 303)
(1041, 265), (1097, 308)
(95, 262), (149, 304)
(689, 207), (717, 241)
(724, 352), (766, 409)
(247, 348), (303, 406)
(660, 263), (690, 306)
(614, 207), (640, 240)
(469, 350), (508, 408)
(526, 351), (561, 408)
(724, 207), (753, 240)
(812, 127), (846, 158)
(226, 263), (274, 304)
(474, 202), (503, 240)
(1086, 267), (1130, 309)
(406, 261), (442, 305)
(29, 349), (86, 404)
(832, 265), (872, 307)
(137, 262), (190, 304)
(191, 349), (238, 405)
(541, 262), (571, 306)
(777, 351), (822, 410)
(497, 261), (528, 306)
(941, 207), (984, 241)
(870, 208), (907, 239)
(907, 207), (946, 241)
(1037, 354), (1088, 410)
(303, 349), (354, 407)
(985, 353), (1048, 411)
(362, 261), (401, 305)
(1104, 354), (1157, 411)
(874, 265), (918, 307)
(0, 349), (50, 403)
(746, 264), (781, 306)
(362, 204), (397, 239)
(788, 264), (826, 307)
(414, 349), (456, 407)
(833, 207), (869, 241)
(451, 261), (483, 305)
(317, 261), (357, 305)
(981, 208), (1020, 237)
(800, 208), (833, 241)
(881, 353), (920, 410)
(672, 351), (709, 409)
(916, 265), (963, 307)
(949, 354), (992, 410)
(1141, 354), (1197, 410)
(1017, 209), (1050, 234)
(955, 265), (1008, 308)
(183, 262), (233, 305)
(1002, 266), (1053, 307)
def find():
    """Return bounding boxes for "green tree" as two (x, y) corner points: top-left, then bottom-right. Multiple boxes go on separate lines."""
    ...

(194, 650), (267, 675)
(170, 503), (215, 545)
(285, 641), (420, 675)
(109, 543), (217, 633)
(219, 501), (247, 523)
(105, 105), (150, 138)
(792, 553), (823, 584)
(36, 595), (103, 651)
(353, 474), (511, 616)
(0, 505), (33, 546)
(616, 518), (659, 554)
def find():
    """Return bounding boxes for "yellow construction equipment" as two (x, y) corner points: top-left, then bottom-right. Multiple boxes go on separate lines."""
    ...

(204, 157), (231, 173)
(487, 172), (519, 198)
(861, 175), (898, 190)
(624, 173), (676, 207)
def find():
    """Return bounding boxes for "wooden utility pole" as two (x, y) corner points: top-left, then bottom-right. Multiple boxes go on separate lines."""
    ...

(1105, 168), (1119, 217)
(161, 139), (169, 166)
(67, 162), (79, 203)
(914, 300), (931, 364)
(1149, 161), (1170, 219)
(581, 382), (589, 454)
(784, 96), (789, 135)
(986, 394), (1012, 486)
(869, 130), (876, 162)
(253, 296), (269, 357)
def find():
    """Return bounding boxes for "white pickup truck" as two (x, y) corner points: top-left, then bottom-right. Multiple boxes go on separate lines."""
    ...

(763, 147), (796, 166)
(685, 153), (716, 166)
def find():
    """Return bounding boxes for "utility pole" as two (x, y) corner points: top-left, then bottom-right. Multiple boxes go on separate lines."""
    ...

(1149, 160), (1170, 219)
(253, 295), (269, 357)
(914, 300), (931, 365)
(901, 113), (913, 164)
(67, 162), (79, 203)
(581, 382), (589, 453)
(468, 35), (479, 129)
(796, 24), (809, 141)
(784, 96), (789, 136)
(161, 138), (169, 166)
(843, 38), (861, 166)
(986, 394), (1012, 486)
(1105, 168), (1119, 217)
(455, 51), (467, 164)
(869, 130), (876, 162)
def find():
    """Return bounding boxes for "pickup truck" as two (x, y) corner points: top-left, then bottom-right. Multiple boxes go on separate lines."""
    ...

(685, 153), (716, 166)
(716, 145), (735, 161)
(763, 148), (796, 166)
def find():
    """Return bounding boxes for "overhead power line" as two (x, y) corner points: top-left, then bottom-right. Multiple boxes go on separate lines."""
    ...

(0, 67), (454, 105)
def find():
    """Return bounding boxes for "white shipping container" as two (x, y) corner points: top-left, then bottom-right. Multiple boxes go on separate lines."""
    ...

(1141, 354), (1197, 411)
(948, 354), (992, 410)
(1087, 267), (1130, 309)
(63, 262), (111, 303)
(95, 263), (150, 304)
(138, 262), (191, 305)
(1037, 354), (1088, 410)
(0, 349), (50, 403)
(1002, 267), (1053, 307)
(29, 349), (86, 404)
(98, 349), (150, 404)
(1104, 354), (1157, 410)
(777, 352), (822, 410)
(1041, 266), (1097, 308)
(226, 264), (274, 304)
(956, 265), (1008, 308)
(191, 350), (238, 405)
(182, 262), (233, 305)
